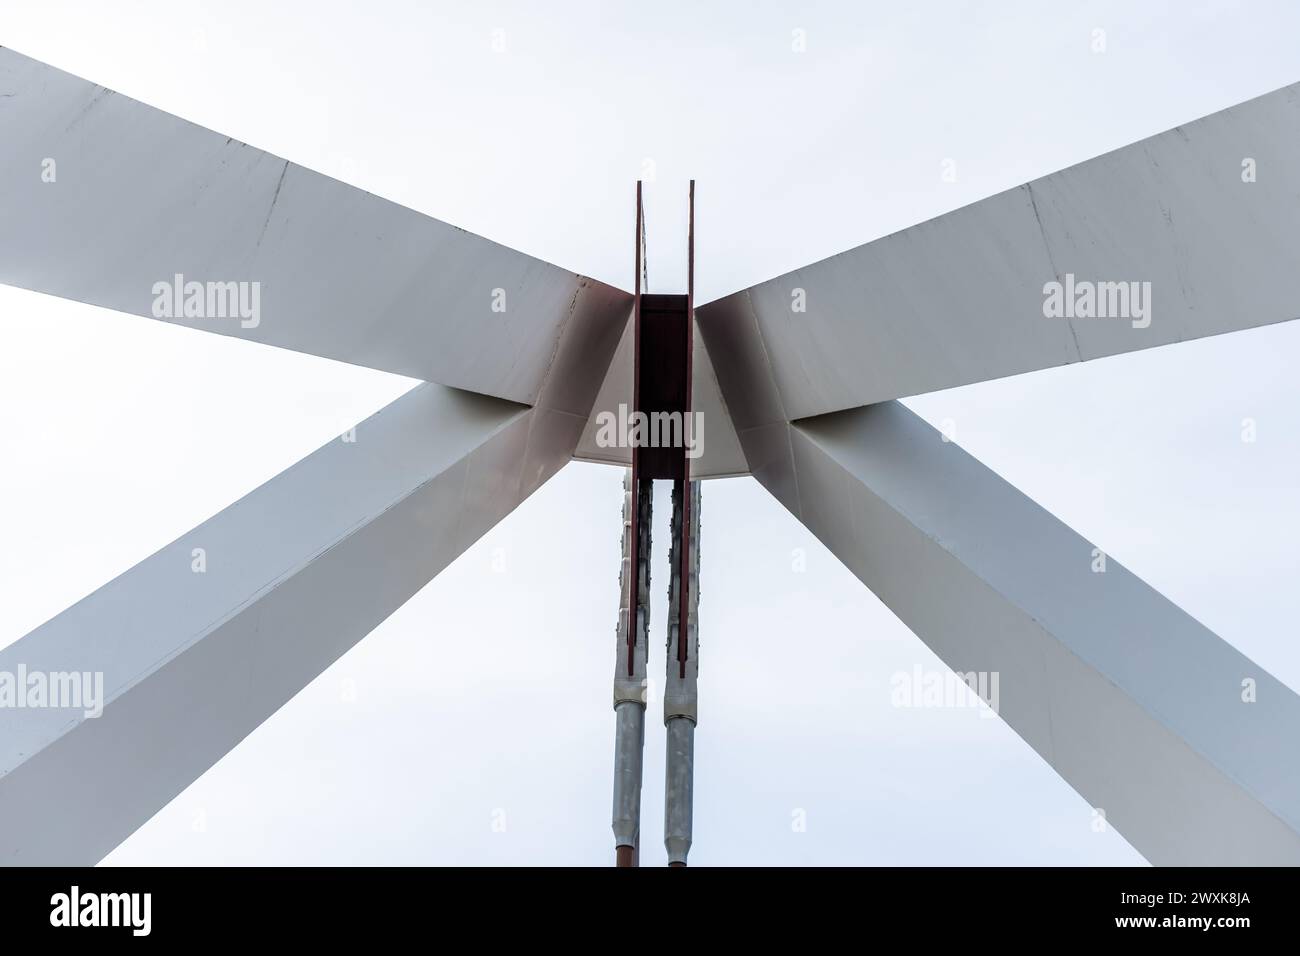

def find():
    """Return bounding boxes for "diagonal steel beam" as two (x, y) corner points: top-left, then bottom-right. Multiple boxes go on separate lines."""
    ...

(0, 46), (630, 407)
(747, 400), (1300, 865)
(701, 80), (1300, 421)
(0, 382), (585, 865)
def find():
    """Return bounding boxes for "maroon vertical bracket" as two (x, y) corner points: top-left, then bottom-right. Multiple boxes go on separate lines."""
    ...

(678, 181), (695, 679)
(629, 184), (696, 677)
(627, 183), (644, 680)
(616, 182), (699, 867)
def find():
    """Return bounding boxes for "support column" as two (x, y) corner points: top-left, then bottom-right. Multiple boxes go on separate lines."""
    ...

(664, 479), (701, 866)
(612, 470), (652, 866)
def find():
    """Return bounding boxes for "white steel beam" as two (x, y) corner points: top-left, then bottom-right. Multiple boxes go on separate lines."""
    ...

(752, 400), (1300, 865)
(0, 46), (630, 406)
(701, 81), (1300, 420)
(0, 383), (580, 865)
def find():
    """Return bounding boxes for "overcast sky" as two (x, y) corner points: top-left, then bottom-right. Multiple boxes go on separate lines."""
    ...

(2, 0), (1299, 865)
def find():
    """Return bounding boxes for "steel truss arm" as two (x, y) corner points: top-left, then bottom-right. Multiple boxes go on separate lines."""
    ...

(0, 46), (630, 406)
(755, 400), (1300, 865)
(701, 81), (1300, 420)
(0, 383), (582, 865)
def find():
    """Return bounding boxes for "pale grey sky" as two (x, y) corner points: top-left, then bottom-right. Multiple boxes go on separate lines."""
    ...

(2, 0), (1298, 864)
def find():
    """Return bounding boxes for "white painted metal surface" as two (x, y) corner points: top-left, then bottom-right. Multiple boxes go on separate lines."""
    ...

(0, 46), (630, 408)
(0, 384), (582, 864)
(701, 81), (1300, 420)
(696, 90), (1300, 858)
(5, 38), (1298, 866)
(734, 399), (1300, 864)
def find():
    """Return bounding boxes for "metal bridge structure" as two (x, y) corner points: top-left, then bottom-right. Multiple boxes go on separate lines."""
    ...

(2, 45), (1299, 865)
